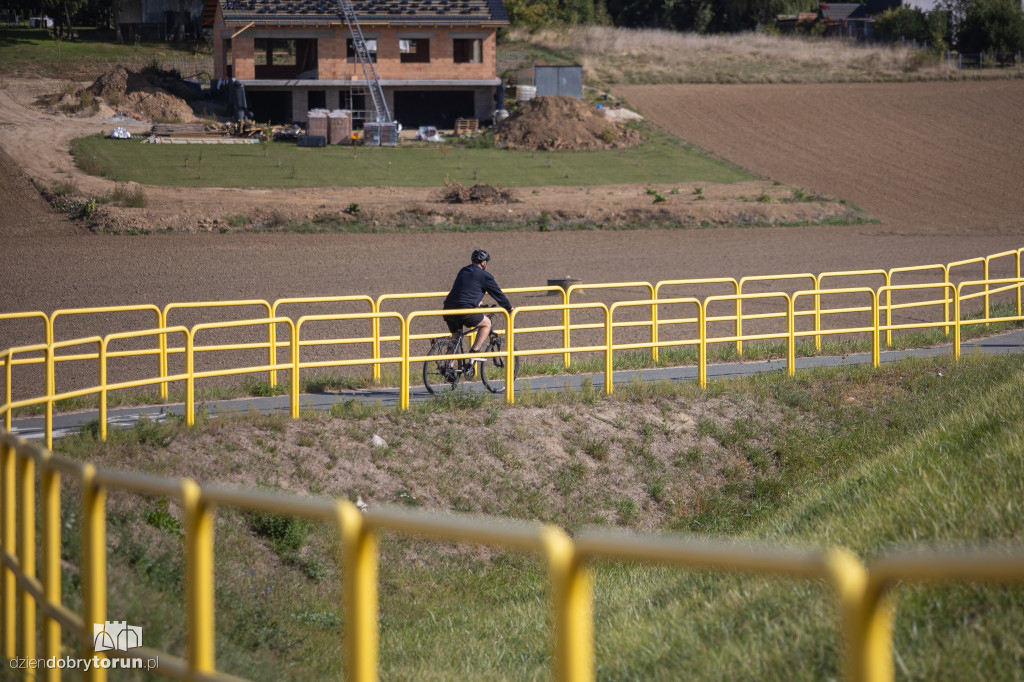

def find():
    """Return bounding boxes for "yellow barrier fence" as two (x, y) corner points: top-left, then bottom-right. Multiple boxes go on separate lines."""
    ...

(3, 433), (1023, 681)
(3, 250), (1022, 407)
(3, 277), (1024, 445)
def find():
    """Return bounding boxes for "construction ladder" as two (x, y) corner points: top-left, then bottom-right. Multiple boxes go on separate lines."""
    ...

(338, 0), (391, 123)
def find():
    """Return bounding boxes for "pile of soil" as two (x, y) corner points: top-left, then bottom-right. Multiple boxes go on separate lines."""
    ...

(440, 182), (517, 204)
(83, 66), (198, 123)
(494, 96), (644, 151)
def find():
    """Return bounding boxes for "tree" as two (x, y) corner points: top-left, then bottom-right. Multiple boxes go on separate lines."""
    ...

(957, 0), (1024, 53)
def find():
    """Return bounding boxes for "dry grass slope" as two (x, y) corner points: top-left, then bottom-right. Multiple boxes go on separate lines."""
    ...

(511, 26), (960, 84)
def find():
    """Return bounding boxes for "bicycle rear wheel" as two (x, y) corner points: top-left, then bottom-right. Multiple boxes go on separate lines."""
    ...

(423, 338), (461, 395)
(480, 335), (520, 394)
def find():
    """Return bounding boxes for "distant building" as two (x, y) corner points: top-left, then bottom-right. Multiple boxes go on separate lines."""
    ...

(203, 0), (508, 127)
(777, 1), (902, 39)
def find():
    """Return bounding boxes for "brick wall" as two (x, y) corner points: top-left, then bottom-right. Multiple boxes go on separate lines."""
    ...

(221, 24), (499, 82)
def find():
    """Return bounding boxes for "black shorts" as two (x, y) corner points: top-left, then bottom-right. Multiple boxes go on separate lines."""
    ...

(443, 311), (484, 335)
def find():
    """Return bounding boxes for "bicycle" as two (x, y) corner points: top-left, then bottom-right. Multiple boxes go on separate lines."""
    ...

(423, 307), (521, 395)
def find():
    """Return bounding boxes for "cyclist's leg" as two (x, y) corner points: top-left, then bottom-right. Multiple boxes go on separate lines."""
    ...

(471, 315), (491, 352)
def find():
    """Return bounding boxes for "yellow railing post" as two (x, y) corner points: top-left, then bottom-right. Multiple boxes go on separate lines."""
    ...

(398, 319), (409, 410)
(562, 288), (571, 369)
(3, 356), (10, 442)
(185, 332), (195, 427)
(870, 291), (880, 368)
(370, 298), (382, 383)
(290, 320), (300, 419)
(40, 452), (61, 682)
(603, 304), (613, 395)
(506, 311), (517, 405)
(267, 318), (277, 387)
(80, 463), (107, 681)
(983, 257), (991, 321)
(698, 303), (707, 388)
(16, 449), (36, 671)
(786, 294), (795, 375)
(649, 286), (659, 363)
(185, 481), (216, 675)
(824, 547), (892, 682)
(338, 500), (379, 682)
(1017, 249), (1022, 317)
(44, 345), (53, 452)
(542, 525), (593, 682)
(1, 438), (14, 660)
(99, 338), (108, 441)
(953, 286), (962, 360)
(159, 310), (169, 400)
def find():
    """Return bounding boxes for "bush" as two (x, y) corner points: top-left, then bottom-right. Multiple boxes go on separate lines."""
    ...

(958, 0), (1024, 53)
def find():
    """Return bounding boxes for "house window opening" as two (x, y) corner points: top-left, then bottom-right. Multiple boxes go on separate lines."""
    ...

(399, 38), (430, 63)
(453, 38), (481, 64)
(255, 38), (297, 66)
(253, 38), (318, 79)
(347, 38), (377, 63)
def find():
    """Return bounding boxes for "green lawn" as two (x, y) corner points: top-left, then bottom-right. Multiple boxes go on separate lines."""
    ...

(70, 134), (753, 188)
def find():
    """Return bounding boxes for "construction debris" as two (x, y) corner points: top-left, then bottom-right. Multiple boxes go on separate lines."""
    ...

(440, 181), (517, 204)
(494, 95), (644, 151)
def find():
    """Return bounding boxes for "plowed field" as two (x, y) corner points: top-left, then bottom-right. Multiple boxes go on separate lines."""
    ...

(2, 79), (1023, 353)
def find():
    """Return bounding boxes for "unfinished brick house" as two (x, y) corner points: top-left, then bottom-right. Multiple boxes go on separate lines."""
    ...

(202, 0), (508, 127)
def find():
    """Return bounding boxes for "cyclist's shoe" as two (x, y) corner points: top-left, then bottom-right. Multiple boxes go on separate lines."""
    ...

(466, 350), (486, 378)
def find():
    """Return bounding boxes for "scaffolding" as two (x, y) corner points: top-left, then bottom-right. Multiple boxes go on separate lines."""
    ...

(339, 0), (391, 124)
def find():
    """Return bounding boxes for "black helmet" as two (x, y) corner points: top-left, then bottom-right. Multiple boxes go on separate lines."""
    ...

(471, 249), (490, 264)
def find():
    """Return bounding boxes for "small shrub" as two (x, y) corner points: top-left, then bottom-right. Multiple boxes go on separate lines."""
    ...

(108, 183), (148, 208)
(345, 202), (360, 216)
(145, 500), (182, 536)
(248, 510), (312, 554)
(645, 187), (667, 203)
(599, 127), (616, 144)
(50, 179), (79, 197)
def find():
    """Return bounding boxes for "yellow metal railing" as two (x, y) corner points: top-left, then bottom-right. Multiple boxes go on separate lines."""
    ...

(3, 433), (1023, 682)
(2, 277), (1024, 445)
(5, 250), (1022, 403)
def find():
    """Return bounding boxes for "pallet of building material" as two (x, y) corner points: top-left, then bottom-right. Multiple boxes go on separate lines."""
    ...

(150, 123), (220, 137)
(454, 118), (479, 135)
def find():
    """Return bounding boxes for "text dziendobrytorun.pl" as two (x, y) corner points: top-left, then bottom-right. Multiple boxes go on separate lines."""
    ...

(9, 656), (159, 671)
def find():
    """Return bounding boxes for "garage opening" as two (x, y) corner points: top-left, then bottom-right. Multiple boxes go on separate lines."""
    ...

(246, 90), (293, 125)
(393, 90), (475, 129)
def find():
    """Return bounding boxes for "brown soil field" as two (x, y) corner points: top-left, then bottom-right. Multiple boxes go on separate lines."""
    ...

(1, 78), (1023, 351)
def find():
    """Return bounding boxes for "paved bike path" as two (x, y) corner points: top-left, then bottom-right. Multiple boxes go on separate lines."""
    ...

(9, 329), (1024, 441)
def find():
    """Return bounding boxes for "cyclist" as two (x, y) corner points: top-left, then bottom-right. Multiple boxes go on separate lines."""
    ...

(442, 249), (514, 370)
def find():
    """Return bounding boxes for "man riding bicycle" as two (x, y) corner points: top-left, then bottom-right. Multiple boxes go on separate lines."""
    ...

(442, 249), (514, 370)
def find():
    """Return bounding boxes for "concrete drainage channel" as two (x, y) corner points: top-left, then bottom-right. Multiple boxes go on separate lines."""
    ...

(8, 330), (1024, 442)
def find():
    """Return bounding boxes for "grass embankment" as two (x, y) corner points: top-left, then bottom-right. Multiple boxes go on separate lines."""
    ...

(0, 27), (209, 79)
(51, 352), (1024, 679)
(69, 130), (751, 189)
(507, 26), (976, 85)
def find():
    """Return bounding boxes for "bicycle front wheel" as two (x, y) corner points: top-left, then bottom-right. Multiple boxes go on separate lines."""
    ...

(423, 338), (460, 395)
(480, 336), (520, 394)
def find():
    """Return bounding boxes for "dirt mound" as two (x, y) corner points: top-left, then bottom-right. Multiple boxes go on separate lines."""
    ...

(83, 66), (198, 123)
(440, 182), (517, 204)
(86, 66), (153, 100)
(494, 96), (644, 151)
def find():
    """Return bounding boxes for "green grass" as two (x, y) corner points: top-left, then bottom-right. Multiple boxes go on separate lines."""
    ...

(69, 132), (752, 188)
(49, 352), (1024, 679)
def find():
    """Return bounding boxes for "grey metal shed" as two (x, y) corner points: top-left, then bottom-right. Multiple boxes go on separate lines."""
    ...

(528, 65), (583, 99)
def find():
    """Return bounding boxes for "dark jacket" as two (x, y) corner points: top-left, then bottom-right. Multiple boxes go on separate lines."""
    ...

(443, 264), (513, 312)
